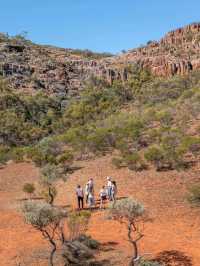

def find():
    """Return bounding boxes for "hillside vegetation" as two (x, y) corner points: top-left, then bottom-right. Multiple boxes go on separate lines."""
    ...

(1, 66), (200, 172)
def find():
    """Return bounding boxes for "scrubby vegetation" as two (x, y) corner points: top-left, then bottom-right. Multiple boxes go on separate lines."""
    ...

(1, 67), (200, 172)
(23, 183), (35, 198)
(187, 183), (200, 205)
(69, 48), (113, 59)
(22, 201), (67, 266)
(12, 66), (200, 264)
(22, 201), (98, 266)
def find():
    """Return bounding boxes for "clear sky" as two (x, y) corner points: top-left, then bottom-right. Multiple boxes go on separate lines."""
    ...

(0, 0), (200, 53)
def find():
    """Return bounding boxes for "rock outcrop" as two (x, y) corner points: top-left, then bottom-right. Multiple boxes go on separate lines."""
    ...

(0, 39), (126, 97)
(1, 22), (200, 96)
(115, 22), (200, 77)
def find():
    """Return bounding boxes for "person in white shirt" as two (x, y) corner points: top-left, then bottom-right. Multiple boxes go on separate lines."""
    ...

(76, 185), (84, 209)
(111, 181), (117, 202)
(85, 183), (90, 204)
(88, 192), (95, 209)
(106, 177), (112, 201)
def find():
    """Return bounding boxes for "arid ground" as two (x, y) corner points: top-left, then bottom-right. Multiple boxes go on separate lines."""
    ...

(0, 156), (200, 266)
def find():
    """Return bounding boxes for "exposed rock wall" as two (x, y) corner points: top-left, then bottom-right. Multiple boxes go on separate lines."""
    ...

(1, 22), (200, 96)
(115, 22), (200, 77)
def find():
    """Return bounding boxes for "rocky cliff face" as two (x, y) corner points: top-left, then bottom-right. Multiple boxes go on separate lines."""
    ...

(1, 22), (200, 96)
(0, 38), (128, 97)
(115, 22), (200, 77)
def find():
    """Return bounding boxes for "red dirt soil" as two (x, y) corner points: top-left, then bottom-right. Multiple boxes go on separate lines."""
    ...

(0, 157), (200, 266)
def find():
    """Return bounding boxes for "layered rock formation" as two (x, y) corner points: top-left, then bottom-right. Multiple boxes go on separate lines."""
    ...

(115, 22), (200, 77)
(1, 22), (200, 96)
(0, 39), (126, 97)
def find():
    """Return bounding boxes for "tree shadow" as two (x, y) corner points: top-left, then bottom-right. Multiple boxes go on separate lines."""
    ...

(67, 165), (84, 174)
(155, 250), (193, 266)
(116, 196), (128, 200)
(99, 241), (119, 252)
(17, 196), (44, 201)
(55, 204), (71, 209)
(74, 206), (102, 213)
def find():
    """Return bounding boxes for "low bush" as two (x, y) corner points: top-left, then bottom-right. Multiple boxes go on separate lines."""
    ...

(0, 145), (10, 164)
(139, 259), (162, 266)
(67, 210), (91, 240)
(124, 153), (148, 171)
(23, 183), (35, 197)
(10, 147), (26, 162)
(144, 145), (164, 170)
(187, 183), (200, 205)
(77, 235), (100, 250)
(112, 157), (124, 168)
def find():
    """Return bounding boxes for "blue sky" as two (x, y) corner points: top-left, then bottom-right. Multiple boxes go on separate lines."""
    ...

(0, 0), (200, 53)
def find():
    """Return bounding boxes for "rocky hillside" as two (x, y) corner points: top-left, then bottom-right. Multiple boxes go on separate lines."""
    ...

(0, 36), (113, 97)
(1, 22), (200, 96)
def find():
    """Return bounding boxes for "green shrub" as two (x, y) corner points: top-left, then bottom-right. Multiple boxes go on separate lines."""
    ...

(23, 183), (35, 196)
(56, 151), (74, 164)
(77, 235), (100, 249)
(160, 130), (187, 169)
(10, 147), (26, 162)
(180, 136), (200, 156)
(124, 153), (147, 171)
(187, 183), (200, 205)
(112, 157), (124, 168)
(139, 259), (162, 266)
(67, 210), (91, 240)
(0, 145), (10, 164)
(155, 110), (173, 126)
(145, 145), (164, 170)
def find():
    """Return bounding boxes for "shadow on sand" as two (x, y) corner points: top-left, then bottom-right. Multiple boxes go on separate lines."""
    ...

(155, 250), (193, 266)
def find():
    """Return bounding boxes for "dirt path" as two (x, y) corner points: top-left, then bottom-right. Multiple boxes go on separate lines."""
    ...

(0, 158), (200, 265)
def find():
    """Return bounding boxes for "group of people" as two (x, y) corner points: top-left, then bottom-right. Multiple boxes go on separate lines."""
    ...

(75, 177), (117, 210)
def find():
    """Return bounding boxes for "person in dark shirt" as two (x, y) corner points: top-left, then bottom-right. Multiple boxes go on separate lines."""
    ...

(76, 185), (84, 209)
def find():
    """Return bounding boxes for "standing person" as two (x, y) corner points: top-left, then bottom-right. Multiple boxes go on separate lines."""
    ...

(88, 178), (94, 195)
(106, 177), (112, 201)
(88, 191), (95, 209)
(99, 186), (107, 209)
(85, 182), (90, 204)
(111, 181), (117, 202)
(76, 185), (84, 210)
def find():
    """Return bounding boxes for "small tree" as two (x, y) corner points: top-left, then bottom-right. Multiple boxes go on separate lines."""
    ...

(144, 145), (164, 170)
(22, 201), (67, 266)
(40, 164), (63, 205)
(23, 183), (35, 198)
(67, 210), (91, 240)
(108, 198), (145, 266)
(124, 153), (147, 171)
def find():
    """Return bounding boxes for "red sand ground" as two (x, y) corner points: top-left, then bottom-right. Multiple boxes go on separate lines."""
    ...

(0, 157), (200, 266)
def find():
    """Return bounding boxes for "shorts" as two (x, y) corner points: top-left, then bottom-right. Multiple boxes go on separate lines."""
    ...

(101, 195), (107, 200)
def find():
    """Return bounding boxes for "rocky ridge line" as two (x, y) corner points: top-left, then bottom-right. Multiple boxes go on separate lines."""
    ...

(0, 22), (200, 97)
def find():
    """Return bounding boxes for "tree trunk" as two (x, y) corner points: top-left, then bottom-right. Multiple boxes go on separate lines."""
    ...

(49, 243), (56, 266)
(48, 187), (54, 205)
(42, 229), (57, 266)
(127, 222), (140, 266)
